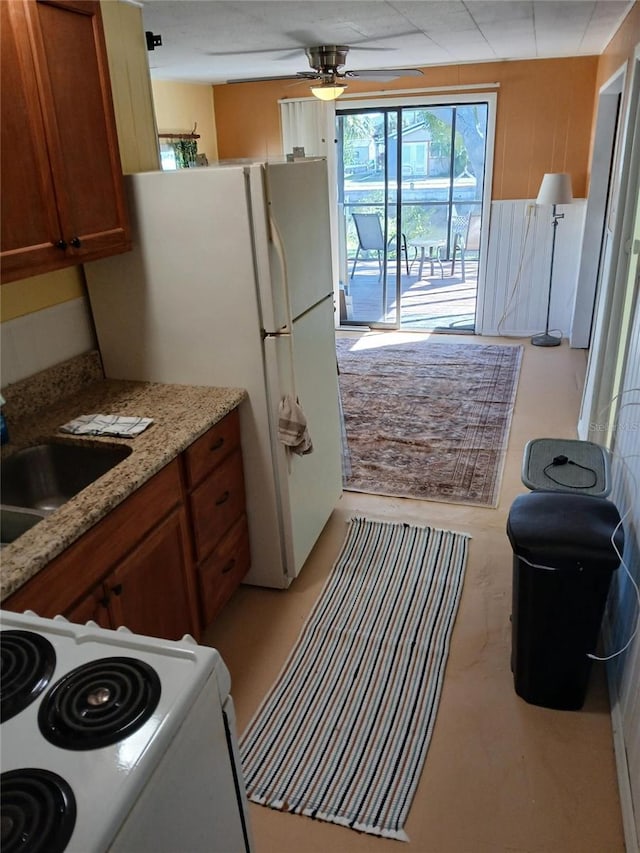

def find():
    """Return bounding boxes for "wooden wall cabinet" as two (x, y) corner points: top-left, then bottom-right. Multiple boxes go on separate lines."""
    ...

(1, 0), (131, 284)
(4, 410), (251, 640)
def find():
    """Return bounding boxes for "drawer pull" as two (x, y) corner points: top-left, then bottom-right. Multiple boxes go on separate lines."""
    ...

(210, 437), (224, 452)
(222, 558), (236, 574)
(111, 583), (123, 596)
(215, 490), (230, 506)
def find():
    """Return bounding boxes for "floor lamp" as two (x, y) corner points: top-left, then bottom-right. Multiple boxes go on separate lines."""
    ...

(532, 173), (573, 347)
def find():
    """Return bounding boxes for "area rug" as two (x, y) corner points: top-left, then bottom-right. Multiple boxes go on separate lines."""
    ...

(336, 336), (523, 506)
(239, 517), (470, 841)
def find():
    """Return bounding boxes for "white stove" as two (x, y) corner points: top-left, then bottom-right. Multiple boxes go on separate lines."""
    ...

(0, 609), (253, 853)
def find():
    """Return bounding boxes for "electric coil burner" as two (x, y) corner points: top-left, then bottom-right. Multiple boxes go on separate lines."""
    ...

(0, 610), (253, 852)
(39, 657), (161, 750)
(0, 630), (56, 722)
(1, 768), (76, 853)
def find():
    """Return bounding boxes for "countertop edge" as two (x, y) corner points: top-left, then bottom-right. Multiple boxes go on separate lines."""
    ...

(1, 381), (247, 602)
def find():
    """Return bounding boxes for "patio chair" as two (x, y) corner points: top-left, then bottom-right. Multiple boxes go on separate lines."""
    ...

(350, 213), (409, 278)
(451, 213), (481, 281)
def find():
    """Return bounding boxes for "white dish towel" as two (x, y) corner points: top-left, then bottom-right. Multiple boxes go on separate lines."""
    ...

(59, 414), (153, 438)
(278, 396), (313, 455)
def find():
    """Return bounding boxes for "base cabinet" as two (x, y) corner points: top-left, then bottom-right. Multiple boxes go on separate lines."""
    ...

(66, 585), (111, 629)
(66, 509), (193, 640)
(4, 409), (251, 639)
(198, 515), (251, 626)
(107, 509), (193, 640)
(183, 409), (251, 626)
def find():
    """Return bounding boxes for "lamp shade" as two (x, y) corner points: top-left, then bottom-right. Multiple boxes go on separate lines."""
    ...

(310, 82), (347, 101)
(536, 173), (573, 205)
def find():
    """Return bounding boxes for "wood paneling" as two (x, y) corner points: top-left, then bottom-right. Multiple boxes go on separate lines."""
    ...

(213, 56), (598, 200)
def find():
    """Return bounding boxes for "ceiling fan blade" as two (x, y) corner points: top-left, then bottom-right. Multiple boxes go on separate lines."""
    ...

(226, 70), (320, 84)
(345, 68), (424, 81)
(226, 74), (304, 84)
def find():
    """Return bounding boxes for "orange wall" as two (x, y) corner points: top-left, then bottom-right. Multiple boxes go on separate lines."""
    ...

(213, 56), (598, 200)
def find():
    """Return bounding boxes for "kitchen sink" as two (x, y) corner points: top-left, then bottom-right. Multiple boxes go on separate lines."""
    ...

(1, 441), (132, 513)
(0, 505), (47, 546)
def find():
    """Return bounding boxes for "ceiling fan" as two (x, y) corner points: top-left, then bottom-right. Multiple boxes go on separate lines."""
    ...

(228, 45), (423, 100)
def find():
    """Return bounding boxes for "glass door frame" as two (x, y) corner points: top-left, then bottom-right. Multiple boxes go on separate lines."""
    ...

(335, 92), (497, 332)
(337, 107), (404, 328)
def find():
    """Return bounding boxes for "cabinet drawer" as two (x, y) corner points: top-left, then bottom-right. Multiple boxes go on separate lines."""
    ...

(198, 515), (250, 625)
(184, 409), (240, 489)
(190, 449), (246, 559)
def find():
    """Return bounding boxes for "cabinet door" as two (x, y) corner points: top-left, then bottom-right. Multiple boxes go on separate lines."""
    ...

(0, 1), (63, 280)
(106, 509), (195, 641)
(28, 0), (130, 261)
(65, 586), (111, 629)
(0, 0), (130, 283)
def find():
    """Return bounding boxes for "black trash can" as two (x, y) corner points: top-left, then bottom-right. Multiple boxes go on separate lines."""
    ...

(507, 491), (623, 710)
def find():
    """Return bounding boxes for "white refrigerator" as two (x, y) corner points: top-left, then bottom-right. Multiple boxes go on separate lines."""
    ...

(85, 158), (342, 589)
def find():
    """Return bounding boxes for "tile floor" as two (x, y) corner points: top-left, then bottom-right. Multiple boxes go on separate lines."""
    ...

(204, 333), (624, 853)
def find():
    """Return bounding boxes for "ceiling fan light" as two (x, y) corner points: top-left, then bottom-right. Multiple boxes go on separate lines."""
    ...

(310, 82), (347, 101)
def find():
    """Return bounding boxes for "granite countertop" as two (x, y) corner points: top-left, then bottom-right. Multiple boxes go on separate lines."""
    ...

(1, 375), (246, 601)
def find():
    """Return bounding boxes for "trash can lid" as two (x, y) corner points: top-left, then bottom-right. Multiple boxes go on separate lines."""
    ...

(521, 438), (611, 497)
(507, 491), (623, 569)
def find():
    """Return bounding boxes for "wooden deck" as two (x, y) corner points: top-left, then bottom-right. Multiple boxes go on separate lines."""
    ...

(341, 257), (478, 332)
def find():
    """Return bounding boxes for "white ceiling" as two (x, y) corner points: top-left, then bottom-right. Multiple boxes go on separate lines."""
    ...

(142, 0), (634, 85)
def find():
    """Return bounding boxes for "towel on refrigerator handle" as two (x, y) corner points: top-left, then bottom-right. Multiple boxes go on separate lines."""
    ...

(278, 395), (313, 455)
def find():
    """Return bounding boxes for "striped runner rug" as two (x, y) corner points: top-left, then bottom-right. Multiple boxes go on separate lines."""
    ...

(239, 517), (470, 841)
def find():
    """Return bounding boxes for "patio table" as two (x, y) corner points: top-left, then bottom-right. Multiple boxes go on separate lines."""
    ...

(408, 238), (445, 278)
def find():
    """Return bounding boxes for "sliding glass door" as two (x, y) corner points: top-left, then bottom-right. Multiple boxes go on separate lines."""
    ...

(337, 102), (489, 331)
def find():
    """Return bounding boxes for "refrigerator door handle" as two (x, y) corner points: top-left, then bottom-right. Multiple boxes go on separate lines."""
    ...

(268, 214), (292, 335)
(269, 214), (299, 400)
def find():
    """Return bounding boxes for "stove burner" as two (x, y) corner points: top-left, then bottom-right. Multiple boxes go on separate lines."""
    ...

(0, 631), (56, 722)
(1, 768), (76, 853)
(38, 657), (161, 750)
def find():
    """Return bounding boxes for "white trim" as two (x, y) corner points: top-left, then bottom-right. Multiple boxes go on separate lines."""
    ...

(339, 90), (499, 112)
(570, 66), (625, 348)
(334, 91), (496, 332)
(578, 49), (640, 441)
(476, 94), (497, 335)
(278, 82), (500, 106)
(603, 618), (640, 853)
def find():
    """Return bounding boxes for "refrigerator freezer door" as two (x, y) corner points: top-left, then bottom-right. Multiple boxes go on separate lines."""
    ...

(85, 168), (289, 589)
(262, 296), (342, 580)
(261, 159), (334, 329)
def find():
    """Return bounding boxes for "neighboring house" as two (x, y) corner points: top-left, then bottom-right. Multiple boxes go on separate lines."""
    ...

(1, 0), (638, 846)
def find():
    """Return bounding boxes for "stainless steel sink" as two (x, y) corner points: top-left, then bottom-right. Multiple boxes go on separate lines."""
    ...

(1, 441), (132, 513)
(0, 505), (47, 545)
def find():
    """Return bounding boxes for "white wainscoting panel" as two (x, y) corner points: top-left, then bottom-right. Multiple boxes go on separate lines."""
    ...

(479, 198), (586, 339)
(1, 296), (96, 386)
(605, 288), (640, 853)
